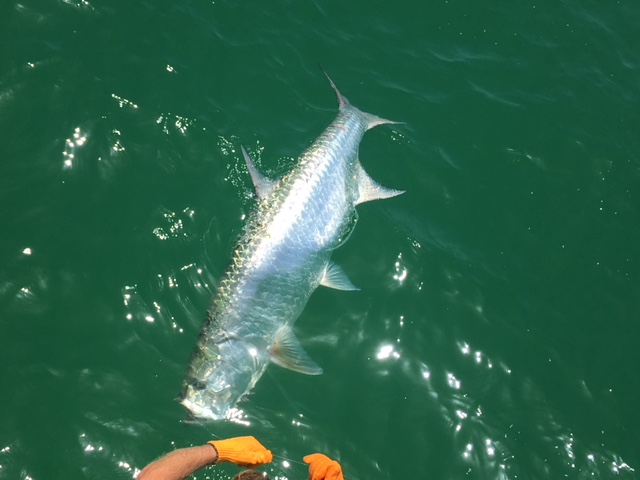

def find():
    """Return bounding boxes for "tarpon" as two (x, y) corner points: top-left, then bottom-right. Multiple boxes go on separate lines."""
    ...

(181, 71), (403, 420)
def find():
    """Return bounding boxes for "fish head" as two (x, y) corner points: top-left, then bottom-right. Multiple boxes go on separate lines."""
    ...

(181, 383), (231, 420)
(181, 360), (234, 420)
(180, 337), (268, 420)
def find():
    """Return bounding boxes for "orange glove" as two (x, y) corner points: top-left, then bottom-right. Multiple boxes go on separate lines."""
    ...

(304, 453), (344, 480)
(208, 436), (273, 468)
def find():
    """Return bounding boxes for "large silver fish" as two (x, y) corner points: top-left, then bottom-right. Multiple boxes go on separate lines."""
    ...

(181, 72), (403, 420)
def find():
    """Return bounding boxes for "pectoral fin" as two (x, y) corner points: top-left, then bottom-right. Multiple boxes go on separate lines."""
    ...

(241, 145), (277, 200)
(270, 326), (323, 375)
(320, 262), (359, 291)
(355, 161), (404, 205)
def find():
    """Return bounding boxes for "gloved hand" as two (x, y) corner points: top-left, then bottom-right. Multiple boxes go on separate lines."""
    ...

(304, 453), (344, 480)
(208, 436), (273, 468)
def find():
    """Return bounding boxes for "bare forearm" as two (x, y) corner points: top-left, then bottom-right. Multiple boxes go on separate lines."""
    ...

(138, 444), (218, 480)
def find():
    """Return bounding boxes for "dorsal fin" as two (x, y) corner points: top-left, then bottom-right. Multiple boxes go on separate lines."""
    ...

(241, 145), (277, 200)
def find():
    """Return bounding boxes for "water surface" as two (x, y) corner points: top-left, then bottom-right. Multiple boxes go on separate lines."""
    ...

(1, 1), (639, 479)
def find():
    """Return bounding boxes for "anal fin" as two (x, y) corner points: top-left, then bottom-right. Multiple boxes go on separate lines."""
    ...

(355, 161), (404, 205)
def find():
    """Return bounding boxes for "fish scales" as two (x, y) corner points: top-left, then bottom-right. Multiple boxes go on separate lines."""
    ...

(181, 74), (402, 420)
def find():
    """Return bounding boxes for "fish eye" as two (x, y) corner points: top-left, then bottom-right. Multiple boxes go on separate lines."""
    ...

(191, 380), (207, 390)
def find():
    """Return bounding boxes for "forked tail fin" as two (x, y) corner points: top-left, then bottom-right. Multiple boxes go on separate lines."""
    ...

(319, 64), (350, 109)
(319, 64), (403, 130)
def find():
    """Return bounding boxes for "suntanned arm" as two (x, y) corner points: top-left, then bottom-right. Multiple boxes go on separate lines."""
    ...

(137, 444), (218, 480)
(138, 436), (272, 479)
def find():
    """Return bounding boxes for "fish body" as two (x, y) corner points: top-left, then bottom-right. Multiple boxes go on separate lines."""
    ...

(181, 73), (402, 420)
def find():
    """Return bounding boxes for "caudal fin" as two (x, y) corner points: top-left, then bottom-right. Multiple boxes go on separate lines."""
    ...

(363, 111), (404, 130)
(319, 64), (350, 109)
(319, 65), (403, 130)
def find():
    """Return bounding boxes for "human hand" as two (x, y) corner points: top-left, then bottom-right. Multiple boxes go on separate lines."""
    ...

(303, 453), (344, 480)
(208, 436), (273, 468)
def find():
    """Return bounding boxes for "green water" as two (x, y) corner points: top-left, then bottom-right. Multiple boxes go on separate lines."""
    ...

(1, 1), (639, 479)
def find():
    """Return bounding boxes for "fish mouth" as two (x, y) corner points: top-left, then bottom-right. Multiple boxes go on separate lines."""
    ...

(179, 377), (205, 405)
(180, 408), (204, 424)
(180, 377), (231, 421)
(180, 393), (226, 421)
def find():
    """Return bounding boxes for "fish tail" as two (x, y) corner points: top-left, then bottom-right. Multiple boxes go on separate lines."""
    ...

(319, 63), (350, 109)
(361, 110), (404, 130)
(318, 64), (403, 130)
